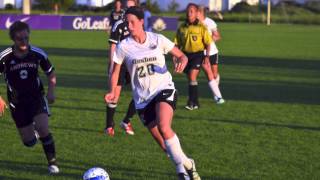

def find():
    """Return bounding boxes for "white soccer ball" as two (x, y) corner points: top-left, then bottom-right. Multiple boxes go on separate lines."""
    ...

(83, 167), (110, 180)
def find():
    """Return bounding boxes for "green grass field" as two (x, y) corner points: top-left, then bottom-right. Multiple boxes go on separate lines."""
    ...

(0, 23), (319, 180)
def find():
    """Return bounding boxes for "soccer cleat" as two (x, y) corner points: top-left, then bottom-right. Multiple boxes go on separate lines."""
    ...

(178, 173), (190, 180)
(216, 98), (225, 104)
(184, 159), (201, 180)
(120, 122), (134, 135)
(214, 96), (225, 105)
(185, 104), (194, 110)
(48, 164), (60, 174)
(193, 105), (199, 110)
(105, 127), (115, 136)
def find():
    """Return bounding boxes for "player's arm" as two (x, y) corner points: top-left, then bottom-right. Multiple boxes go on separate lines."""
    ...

(0, 57), (7, 116)
(170, 47), (188, 73)
(47, 71), (56, 104)
(212, 30), (221, 42)
(0, 96), (7, 117)
(105, 62), (121, 103)
(108, 43), (117, 77)
(203, 26), (212, 66)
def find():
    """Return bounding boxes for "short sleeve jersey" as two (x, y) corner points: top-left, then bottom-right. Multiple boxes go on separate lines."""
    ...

(109, 9), (125, 27)
(0, 45), (54, 99)
(113, 32), (175, 109)
(175, 20), (212, 53)
(109, 19), (130, 44)
(203, 17), (218, 55)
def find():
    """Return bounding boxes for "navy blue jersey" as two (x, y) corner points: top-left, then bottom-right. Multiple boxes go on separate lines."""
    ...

(109, 19), (130, 44)
(109, 9), (125, 27)
(0, 45), (54, 100)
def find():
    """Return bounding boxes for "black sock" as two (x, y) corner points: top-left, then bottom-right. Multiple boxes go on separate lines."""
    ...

(40, 133), (56, 166)
(189, 84), (198, 105)
(123, 99), (136, 124)
(106, 104), (116, 128)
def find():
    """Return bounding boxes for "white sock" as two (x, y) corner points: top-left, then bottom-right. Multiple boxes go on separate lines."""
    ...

(208, 79), (222, 98)
(165, 134), (191, 173)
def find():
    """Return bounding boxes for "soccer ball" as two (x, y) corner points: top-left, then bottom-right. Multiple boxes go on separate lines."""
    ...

(83, 167), (110, 180)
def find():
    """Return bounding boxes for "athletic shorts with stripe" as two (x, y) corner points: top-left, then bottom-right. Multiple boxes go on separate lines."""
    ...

(137, 89), (177, 126)
(9, 95), (50, 128)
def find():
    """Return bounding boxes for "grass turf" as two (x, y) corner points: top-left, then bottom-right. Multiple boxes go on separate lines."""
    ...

(0, 23), (319, 180)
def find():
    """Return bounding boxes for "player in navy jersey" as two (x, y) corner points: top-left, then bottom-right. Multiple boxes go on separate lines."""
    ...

(105, 0), (138, 136)
(0, 21), (59, 174)
(109, 0), (125, 27)
(105, 6), (201, 180)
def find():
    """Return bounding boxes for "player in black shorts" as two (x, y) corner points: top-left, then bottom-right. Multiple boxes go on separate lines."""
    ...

(105, 0), (138, 136)
(0, 21), (59, 174)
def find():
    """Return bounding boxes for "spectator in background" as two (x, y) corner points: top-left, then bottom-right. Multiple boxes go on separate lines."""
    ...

(197, 6), (225, 104)
(109, 0), (125, 27)
(141, 2), (152, 32)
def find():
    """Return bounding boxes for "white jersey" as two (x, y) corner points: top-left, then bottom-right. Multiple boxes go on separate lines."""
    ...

(113, 32), (175, 109)
(203, 17), (219, 55)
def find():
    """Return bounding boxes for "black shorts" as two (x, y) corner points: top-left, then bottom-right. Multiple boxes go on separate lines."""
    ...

(137, 89), (177, 126)
(117, 64), (131, 86)
(209, 53), (219, 65)
(9, 96), (50, 128)
(183, 51), (204, 74)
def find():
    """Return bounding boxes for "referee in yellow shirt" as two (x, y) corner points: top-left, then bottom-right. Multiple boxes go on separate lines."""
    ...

(175, 3), (212, 110)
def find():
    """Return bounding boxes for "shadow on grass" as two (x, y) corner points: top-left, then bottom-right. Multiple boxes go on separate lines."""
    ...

(175, 78), (320, 105)
(1, 45), (319, 105)
(175, 115), (320, 132)
(222, 55), (320, 71)
(0, 160), (82, 179)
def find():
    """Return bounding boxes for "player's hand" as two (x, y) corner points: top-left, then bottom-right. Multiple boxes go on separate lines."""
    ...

(174, 57), (187, 73)
(104, 92), (116, 104)
(47, 92), (55, 104)
(0, 96), (7, 117)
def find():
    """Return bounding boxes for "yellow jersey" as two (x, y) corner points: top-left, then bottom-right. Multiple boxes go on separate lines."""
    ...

(175, 20), (212, 53)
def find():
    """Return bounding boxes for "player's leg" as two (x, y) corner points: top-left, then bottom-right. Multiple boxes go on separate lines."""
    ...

(209, 54), (224, 104)
(9, 102), (37, 147)
(120, 99), (136, 135)
(187, 69), (200, 110)
(33, 96), (59, 174)
(17, 124), (37, 147)
(105, 85), (122, 136)
(202, 57), (223, 102)
(33, 113), (59, 174)
(147, 120), (166, 152)
(156, 100), (200, 179)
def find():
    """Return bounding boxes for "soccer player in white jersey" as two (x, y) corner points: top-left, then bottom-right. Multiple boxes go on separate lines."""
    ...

(105, 6), (201, 180)
(198, 6), (225, 104)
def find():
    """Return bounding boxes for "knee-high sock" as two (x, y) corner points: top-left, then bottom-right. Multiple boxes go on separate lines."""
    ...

(188, 81), (198, 105)
(106, 103), (117, 128)
(122, 99), (136, 124)
(40, 133), (56, 165)
(208, 79), (222, 99)
(164, 134), (192, 173)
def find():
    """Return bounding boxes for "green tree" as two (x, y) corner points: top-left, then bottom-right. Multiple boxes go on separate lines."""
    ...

(34, 0), (74, 11)
(167, 0), (179, 13)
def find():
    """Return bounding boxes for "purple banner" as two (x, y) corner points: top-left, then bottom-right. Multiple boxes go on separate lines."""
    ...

(0, 15), (61, 30)
(0, 14), (178, 31)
